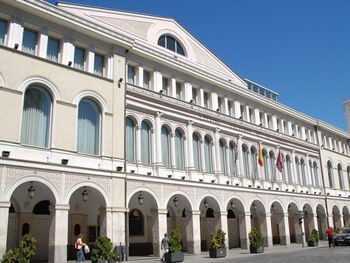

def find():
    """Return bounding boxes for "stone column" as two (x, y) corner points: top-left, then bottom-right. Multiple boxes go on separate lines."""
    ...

(186, 121), (194, 170)
(0, 202), (10, 259)
(340, 214), (345, 228)
(219, 211), (229, 248)
(265, 213), (274, 247)
(224, 98), (229, 115)
(211, 92), (218, 111)
(280, 119), (285, 133)
(241, 212), (251, 249)
(38, 28), (48, 58)
(52, 204), (69, 263)
(157, 209), (168, 257)
(214, 128), (221, 173)
(137, 65), (144, 87)
(300, 219), (307, 245)
(136, 125), (142, 164)
(187, 210), (201, 254)
(313, 215), (319, 233)
(283, 213), (291, 246)
(234, 101), (241, 119)
(211, 141), (217, 173)
(109, 207), (126, 247)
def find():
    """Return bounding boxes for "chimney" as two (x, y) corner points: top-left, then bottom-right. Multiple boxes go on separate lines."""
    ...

(343, 99), (350, 132)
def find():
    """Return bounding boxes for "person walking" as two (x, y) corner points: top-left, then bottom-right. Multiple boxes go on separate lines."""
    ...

(75, 233), (86, 262)
(160, 233), (169, 262)
(326, 226), (334, 248)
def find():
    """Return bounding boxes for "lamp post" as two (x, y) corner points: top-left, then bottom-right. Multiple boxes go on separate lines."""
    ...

(298, 210), (304, 248)
(27, 183), (35, 199)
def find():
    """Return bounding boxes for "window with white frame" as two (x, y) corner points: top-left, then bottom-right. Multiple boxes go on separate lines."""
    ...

(270, 151), (276, 182)
(263, 150), (269, 181)
(338, 164), (344, 190)
(143, 70), (151, 89)
(162, 77), (169, 95)
(46, 37), (60, 62)
(125, 117), (135, 162)
(228, 142), (237, 176)
(158, 34), (185, 56)
(219, 139), (227, 174)
(174, 129), (184, 170)
(327, 160), (334, 188)
(242, 144), (250, 177)
(77, 98), (101, 155)
(250, 146), (258, 179)
(161, 125), (171, 168)
(127, 65), (136, 84)
(204, 135), (213, 173)
(192, 87), (198, 104)
(286, 155), (293, 184)
(176, 82), (183, 99)
(141, 121), (152, 165)
(203, 91), (209, 108)
(347, 166), (350, 190)
(74, 46), (85, 70)
(192, 133), (201, 171)
(94, 53), (104, 76)
(22, 28), (37, 55)
(313, 162), (319, 187)
(0, 19), (7, 45)
(300, 159), (307, 186)
(21, 85), (52, 148)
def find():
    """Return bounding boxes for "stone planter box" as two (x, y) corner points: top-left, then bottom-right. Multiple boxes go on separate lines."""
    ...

(209, 248), (226, 258)
(307, 240), (319, 247)
(249, 245), (264, 253)
(164, 252), (184, 263)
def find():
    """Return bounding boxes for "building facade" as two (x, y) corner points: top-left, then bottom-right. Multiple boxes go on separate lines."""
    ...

(0, 1), (349, 262)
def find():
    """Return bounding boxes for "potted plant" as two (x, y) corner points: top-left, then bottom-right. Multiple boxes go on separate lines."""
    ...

(1, 234), (37, 263)
(249, 227), (264, 253)
(209, 229), (226, 258)
(307, 229), (319, 247)
(91, 236), (119, 263)
(164, 229), (184, 263)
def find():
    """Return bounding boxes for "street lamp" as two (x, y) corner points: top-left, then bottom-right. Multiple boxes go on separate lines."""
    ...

(138, 192), (144, 205)
(230, 200), (235, 209)
(27, 182), (35, 199)
(81, 187), (88, 202)
(203, 198), (208, 208)
(173, 196), (179, 207)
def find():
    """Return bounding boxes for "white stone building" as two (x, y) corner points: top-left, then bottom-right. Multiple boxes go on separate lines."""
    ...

(0, 1), (349, 262)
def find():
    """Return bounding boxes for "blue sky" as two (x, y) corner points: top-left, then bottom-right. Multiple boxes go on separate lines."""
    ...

(48, 0), (350, 131)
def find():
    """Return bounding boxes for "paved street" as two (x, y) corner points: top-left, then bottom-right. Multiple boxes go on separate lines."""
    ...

(67, 242), (350, 263)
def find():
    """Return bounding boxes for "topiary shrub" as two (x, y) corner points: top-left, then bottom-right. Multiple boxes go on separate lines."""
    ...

(309, 229), (319, 242)
(168, 229), (182, 253)
(1, 234), (37, 263)
(91, 236), (119, 262)
(249, 227), (264, 248)
(210, 229), (226, 249)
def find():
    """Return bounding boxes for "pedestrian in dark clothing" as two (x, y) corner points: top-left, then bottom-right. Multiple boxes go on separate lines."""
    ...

(161, 233), (169, 262)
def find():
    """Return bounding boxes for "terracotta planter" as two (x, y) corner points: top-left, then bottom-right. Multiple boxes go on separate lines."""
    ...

(164, 252), (184, 263)
(249, 245), (264, 253)
(209, 248), (226, 258)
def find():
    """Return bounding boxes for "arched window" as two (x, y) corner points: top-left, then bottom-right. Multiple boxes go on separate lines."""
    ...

(338, 164), (344, 190)
(158, 34), (185, 56)
(250, 146), (257, 179)
(204, 136), (213, 173)
(174, 129), (184, 170)
(21, 85), (52, 147)
(33, 200), (50, 215)
(347, 166), (350, 190)
(219, 139), (227, 174)
(77, 98), (101, 155)
(74, 224), (81, 236)
(309, 160), (314, 186)
(313, 161), (319, 187)
(129, 209), (144, 236)
(295, 157), (301, 185)
(125, 117), (135, 162)
(141, 121), (152, 165)
(161, 126), (171, 168)
(327, 161), (334, 188)
(227, 209), (236, 219)
(270, 151), (276, 182)
(286, 155), (293, 184)
(206, 208), (215, 218)
(242, 144), (250, 178)
(192, 133), (201, 171)
(300, 159), (307, 186)
(22, 223), (30, 236)
(228, 142), (237, 176)
(263, 150), (269, 181)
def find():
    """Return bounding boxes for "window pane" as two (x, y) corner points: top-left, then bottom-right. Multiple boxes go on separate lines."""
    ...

(204, 137), (213, 173)
(47, 37), (59, 62)
(162, 77), (168, 95)
(77, 99), (100, 155)
(74, 47), (85, 70)
(22, 29), (37, 55)
(128, 65), (135, 84)
(176, 41), (185, 55)
(176, 82), (182, 99)
(193, 134), (201, 171)
(94, 54), (104, 76)
(0, 20), (6, 45)
(143, 71), (150, 89)
(141, 121), (151, 165)
(158, 35), (165, 47)
(175, 129), (184, 170)
(167, 36), (176, 52)
(21, 86), (51, 147)
(126, 117), (135, 162)
(161, 126), (170, 168)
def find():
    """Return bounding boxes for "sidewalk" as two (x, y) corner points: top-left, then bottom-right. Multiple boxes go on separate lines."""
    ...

(68, 241), (328, 263)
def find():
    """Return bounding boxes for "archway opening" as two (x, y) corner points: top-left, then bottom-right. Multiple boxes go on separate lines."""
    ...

(250, 200), (267, 246)
(287, 202), (300, 244)
(343, 206), (350, 228)
(332, 206), (341, 230)
(270, 202), (285, 245)
(302, 204), (314, 242)
(226, 198), (246, 248)
(316, 205), (327, 240)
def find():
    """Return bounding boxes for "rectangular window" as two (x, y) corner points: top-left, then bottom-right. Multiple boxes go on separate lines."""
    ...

(203, 92), (209, 108)
(0, 20), (7, 45)
(22, 28), (37, 55)
(46, 37), (60, 62)
(143, 70), (150, 89)
(176, 82), (182, 99)
(240, 105), (245, 120)
(227, 100), (232, 115)
(266, 115), (271, 128)
(74, 47), (85, 70)
(192, 87), (197, 103)
(94, 53), (104, 76)
(162, 77), (169, 95)
(127, 65), (135, 84)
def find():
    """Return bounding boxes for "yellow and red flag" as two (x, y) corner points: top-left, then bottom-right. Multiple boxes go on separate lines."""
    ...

(258, 143), (263, 167)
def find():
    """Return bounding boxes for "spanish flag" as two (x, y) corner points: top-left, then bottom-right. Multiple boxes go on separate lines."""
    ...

(258, 143), (263, 167)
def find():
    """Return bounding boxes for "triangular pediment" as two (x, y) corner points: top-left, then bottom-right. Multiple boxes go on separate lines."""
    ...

(58, 3), (246, 86)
